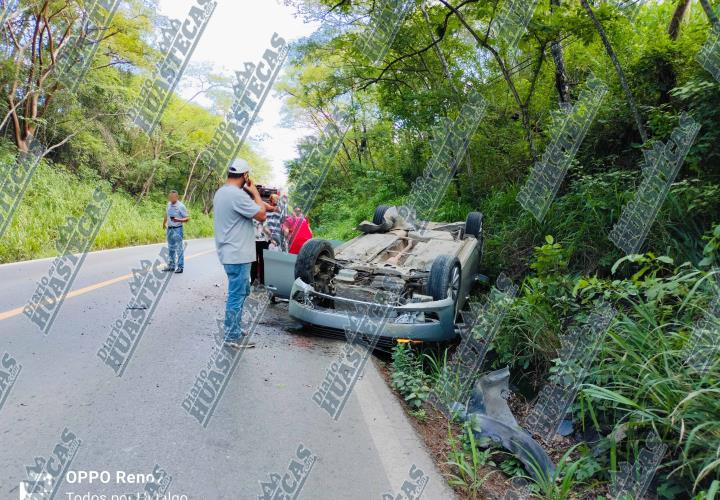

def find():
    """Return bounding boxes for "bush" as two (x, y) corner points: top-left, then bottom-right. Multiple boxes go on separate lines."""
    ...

(493, 246), (720, 493)
(391, 343), (431, 410)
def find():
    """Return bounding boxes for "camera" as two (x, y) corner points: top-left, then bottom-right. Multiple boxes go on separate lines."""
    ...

(256, 184), (278, 203)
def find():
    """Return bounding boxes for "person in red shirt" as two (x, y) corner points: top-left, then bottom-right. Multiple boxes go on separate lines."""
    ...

(283, 206), (313, 254)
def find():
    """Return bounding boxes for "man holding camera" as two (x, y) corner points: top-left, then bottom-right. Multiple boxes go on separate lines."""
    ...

(163, 190), (190, 273)
(213, 159), (275, 349)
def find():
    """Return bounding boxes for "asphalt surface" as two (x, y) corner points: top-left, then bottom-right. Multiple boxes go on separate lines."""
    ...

(0, 238), (456, 500)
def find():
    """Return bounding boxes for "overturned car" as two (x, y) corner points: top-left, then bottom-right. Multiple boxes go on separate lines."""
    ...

(285, 205), (484, 345)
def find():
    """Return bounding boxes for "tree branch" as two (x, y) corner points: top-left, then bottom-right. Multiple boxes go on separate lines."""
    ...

(438, 0), (537, 158)
(580, 0), (648, 143)
(357, 9), (455, 91)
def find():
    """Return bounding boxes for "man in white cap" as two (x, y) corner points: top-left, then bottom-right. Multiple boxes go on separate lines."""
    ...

(213, 158), (274, 348)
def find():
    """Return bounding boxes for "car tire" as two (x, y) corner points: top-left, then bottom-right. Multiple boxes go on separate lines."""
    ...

(294, 238), (335, 294)
(427, 255), (461, 308)
(372, 204), (390, 225)
(465, 211), (484, 261)
(464, 211), (483, 239)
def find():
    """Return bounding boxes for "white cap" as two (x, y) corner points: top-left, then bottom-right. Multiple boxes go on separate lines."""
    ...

(228, 158), (250, 174)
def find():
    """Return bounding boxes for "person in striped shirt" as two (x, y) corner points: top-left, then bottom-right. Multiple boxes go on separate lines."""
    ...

(265, 194), (284, 251)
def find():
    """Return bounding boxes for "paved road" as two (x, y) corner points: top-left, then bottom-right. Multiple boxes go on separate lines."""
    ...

(0, 239), (455, 500)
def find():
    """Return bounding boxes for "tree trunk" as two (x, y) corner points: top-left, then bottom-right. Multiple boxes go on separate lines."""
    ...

(699, 0), (719, 26)
(580, 0), (648, 143)
(203, 190), (212, 215)
(421, 1), (476, 200)
(421, 2), (460, 97)
(138, 164), (158, 203)
(668, 0), (691, 40)
(550, 0), (571, 108)
(492, 46), (538, 158)
(183, 150), (205, 200)
(3, 1), (76, 151)
(136, 139), (162, 204)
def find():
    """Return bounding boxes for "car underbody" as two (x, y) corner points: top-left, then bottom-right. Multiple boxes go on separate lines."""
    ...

(285, 206), (484, 342)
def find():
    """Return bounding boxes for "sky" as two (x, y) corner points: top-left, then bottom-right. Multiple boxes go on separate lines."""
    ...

(157, 0), (320, 188)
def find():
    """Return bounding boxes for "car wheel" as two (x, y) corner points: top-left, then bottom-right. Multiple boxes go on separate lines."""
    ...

(464, 211), (483, 239)
(427, 255), (461, 312)
(294, 238), (335, 295)
(372, 204), (390, 225)
(465, 211), (484, 261)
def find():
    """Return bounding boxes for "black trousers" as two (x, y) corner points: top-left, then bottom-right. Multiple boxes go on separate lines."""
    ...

(251, 241), (270, 284)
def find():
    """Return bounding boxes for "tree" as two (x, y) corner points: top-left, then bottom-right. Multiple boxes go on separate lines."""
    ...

(668, 0), (691, 40)
(699, 0), (719, 26)
(1, 1), (81, 151)
(438, 0), (539, 158)
(579, 0), (648, 143)
(550, 0), (571, 107)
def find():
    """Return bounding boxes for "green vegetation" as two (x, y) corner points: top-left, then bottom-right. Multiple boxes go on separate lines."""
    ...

(282, 0), (720, 497)
(0, 158), (214, 262)
(2, 0), (719, 497)
(445, 421), (499, 495)
(390, 342), (431, 410)
(0, 0), (270, 262)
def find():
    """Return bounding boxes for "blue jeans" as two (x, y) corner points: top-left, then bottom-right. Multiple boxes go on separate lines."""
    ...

(223, 263), (251, 341)
(167, 226), (184, 269)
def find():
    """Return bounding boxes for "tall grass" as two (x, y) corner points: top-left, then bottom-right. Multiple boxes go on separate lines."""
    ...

(0, 159), (214, 263)
(493, 246), (720, 494)
(582, 282), (720, 492)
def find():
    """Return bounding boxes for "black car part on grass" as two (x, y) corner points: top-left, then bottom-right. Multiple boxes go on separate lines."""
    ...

(459, 367), (556, 481)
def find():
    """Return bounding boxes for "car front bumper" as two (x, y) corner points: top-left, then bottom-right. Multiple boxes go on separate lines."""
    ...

(288, 278), (458, 342)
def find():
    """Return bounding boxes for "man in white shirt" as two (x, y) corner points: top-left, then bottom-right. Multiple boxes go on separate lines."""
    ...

(213, 159), (269, 349)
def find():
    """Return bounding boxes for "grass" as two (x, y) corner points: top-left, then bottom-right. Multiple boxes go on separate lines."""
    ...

(0, 159), (214, 263)
(390, 239), (720, 497)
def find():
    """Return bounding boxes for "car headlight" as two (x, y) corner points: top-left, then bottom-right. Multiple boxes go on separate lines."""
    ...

(394, 312), (425, 324)
(292, 290), (314, 307)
